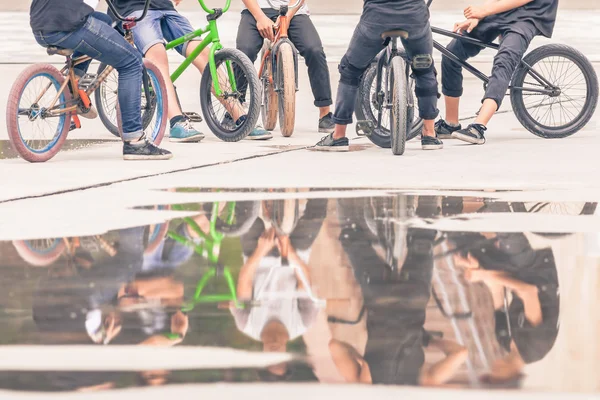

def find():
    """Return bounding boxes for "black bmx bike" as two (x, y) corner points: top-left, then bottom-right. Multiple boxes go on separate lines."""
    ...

(356, 0), (599, 149)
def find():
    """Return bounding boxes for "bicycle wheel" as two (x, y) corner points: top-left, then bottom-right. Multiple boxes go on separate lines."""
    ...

(510, 44), (599, 139)
(277, 42), (296, 137)
(95, 63), (157, 138)
(6, 64), (71, 163)
(13, 239), (65, 267)
(115, 59), (166, 144)
(200, 48), (260, 142)
(356, 62), (423, 149)
(390, 56), (408, 155)
(261, 42), (278, 131)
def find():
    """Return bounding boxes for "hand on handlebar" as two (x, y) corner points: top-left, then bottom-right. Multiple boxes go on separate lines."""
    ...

(257, 15), (276, 42)
(453, 18), (479, 34)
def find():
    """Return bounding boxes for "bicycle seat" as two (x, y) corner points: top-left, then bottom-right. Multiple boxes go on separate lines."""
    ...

(46, 47), (74, 57)
(381, 30), (409, 40)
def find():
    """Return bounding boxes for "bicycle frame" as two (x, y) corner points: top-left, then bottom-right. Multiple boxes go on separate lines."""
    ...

(165, 0), (234, 97)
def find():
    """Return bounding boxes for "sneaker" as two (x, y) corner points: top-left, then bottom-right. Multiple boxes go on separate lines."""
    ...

(452, 123), (487, 145)
(221, 113), (236, 131)
(123, 138), (173, 160)
(245, 125), (273, 140)
(170, 118), (205, 143)
(314, 133), (349, 152)
(422, 135), (444, 150)
(318, 112), (335, 134)
(435, 119), (461, 139)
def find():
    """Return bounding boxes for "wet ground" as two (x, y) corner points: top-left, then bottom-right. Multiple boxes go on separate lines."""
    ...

(0, 190), (598, 394)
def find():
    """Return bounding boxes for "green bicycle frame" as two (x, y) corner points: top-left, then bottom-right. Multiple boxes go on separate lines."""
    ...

(165, 0), (236, 97)
(167, 201), (240, 310)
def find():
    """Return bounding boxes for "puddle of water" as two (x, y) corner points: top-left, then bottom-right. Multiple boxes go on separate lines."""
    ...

(0, 140), (116, 160)
(0, 192), (598, 393)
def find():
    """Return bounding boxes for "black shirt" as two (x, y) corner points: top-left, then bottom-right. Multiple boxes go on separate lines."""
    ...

(482, 0), (559, 38)
(110, 0), (175, 19)
(30, 0), (93, 33)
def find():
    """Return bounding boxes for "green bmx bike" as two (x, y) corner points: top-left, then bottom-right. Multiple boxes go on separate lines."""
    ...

(96, 0), (261, 142)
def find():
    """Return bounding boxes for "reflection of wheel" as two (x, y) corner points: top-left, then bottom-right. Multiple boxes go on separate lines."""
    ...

(356, 59), (423, 149)
(6, 64), (71, 163)
(510, 44), (599, 139)
(511, 201), (597, 238)
(13, 239), (65, 267)
(261, 42), (278, 131)
(203, 201), (260, 238)
(277, 42), (296, 137)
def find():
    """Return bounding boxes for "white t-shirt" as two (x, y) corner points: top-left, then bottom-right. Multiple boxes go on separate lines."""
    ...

(245, 0), (309, 16)
(84, 0), (100, 9)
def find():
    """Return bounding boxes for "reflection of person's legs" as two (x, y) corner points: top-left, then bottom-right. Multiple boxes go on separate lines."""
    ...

(400, 23), (442, 149)
(241, 217), (268, 257)
(289, 198), (328, 251)
(288, 15), (334, 131)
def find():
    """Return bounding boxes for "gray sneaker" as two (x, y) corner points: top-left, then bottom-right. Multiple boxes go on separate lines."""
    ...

(318, 112), (335, 134)
(314, 133), (349, 152)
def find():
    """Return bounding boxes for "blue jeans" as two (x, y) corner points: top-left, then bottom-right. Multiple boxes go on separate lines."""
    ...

(126, 9), (199, 56)
(34, 12), (144, 141)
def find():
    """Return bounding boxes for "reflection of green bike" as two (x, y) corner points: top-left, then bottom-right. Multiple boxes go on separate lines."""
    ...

(97, 0), (261, 142)
(167, 201), (259, 311)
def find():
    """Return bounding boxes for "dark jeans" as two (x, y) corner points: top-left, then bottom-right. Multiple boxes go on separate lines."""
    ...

(441, 23), (537, 109)
(333, 19), (439, 125)
(34, 12), (144, 140)
(236, 9), (333, 108)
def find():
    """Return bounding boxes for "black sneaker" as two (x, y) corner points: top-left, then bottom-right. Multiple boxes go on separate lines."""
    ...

(435, 119), (461, 139)
(452, 123), (487, 145)
(123, 138), (173, 160)
(422, 135), (443, 150)
(318, 112), (335, 134)
(314, 133), (349, 152)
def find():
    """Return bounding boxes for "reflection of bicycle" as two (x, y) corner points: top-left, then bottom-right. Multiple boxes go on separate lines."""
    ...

(13, 236), (116, 268)
(97, 0), (260, 142)
(6, 0), (167, 162)
(259, 0), (303, 137)
(357, 0), (599, 149)
(168, 201), (259, 310)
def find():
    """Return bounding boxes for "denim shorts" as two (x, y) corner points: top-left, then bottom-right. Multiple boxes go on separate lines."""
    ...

(127, 9), (199, 56)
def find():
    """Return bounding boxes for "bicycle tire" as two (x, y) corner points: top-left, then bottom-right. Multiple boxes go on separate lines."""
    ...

(390, 56), (408, 155)
(115, 59), (166, 145)
(200, 48), (260, 142)
(13, 239), (65, 267)
(510, 44), (599, 139)
(96, 63), (159, 138)
(277, 42), (296, 137)
(6, 64), (71, 163)
(220, 201), (261, 238)
(356, 61), (423, 149)
(261, 42), (278, 131)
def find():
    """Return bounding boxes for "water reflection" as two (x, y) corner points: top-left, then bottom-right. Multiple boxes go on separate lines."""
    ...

(0, 193), (597, 392)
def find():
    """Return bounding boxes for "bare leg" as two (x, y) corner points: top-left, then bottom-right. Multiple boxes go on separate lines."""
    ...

(444, 96), (460, 125)
(474, 98), (497, 126)
(333, 124), (347, 140)
(422, 119), (435, 137)
(145, 44), (182, 120)
(319, 106), (331, 119)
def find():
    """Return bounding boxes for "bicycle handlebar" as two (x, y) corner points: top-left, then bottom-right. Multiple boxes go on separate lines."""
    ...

(105, 0), (151, 22)
(265, 0), (303, 11)
(197, 0), (232, 14)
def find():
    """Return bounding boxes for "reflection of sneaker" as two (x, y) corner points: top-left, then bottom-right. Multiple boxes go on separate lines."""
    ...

(170, 119), (205, 143)
(314, 133), (349, 152)
(123, 138), (173, 160)
(244, 125), (273, 140)
(318, 112), (335, 134)
(434, 119), (461, 139)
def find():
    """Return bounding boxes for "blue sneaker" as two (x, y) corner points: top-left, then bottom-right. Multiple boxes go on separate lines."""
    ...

(245, 124), (273, 141)
(170, 119), (205, 143)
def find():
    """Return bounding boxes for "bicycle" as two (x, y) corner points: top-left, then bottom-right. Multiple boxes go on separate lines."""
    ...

(6, 0), (168, 163)
(357, 0), (599, 149)
(259, 0), (302, 137)
(96, 0), (261, 143)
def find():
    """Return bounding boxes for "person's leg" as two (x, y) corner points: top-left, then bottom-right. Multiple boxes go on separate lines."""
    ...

(400, 22), (442, 150)
(128, 10), (203, 143)
(453, 31), (532, 145)
(437, 36), (485, 138)
(314, 21), (384, 151)
(287, 15), (334, 133)
(43, 15), (171, 158)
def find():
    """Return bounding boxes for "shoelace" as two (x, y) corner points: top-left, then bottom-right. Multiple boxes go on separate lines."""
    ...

(182, 119), (195, 130)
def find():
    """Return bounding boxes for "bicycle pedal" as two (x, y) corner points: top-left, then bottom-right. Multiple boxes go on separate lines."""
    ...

(356, 120), (375, 137)
(184, 112), (203, 123)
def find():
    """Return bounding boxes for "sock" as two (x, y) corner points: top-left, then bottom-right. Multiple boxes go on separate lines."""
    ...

(446, 120), (460, 128)
(170, 115), (186, 128)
